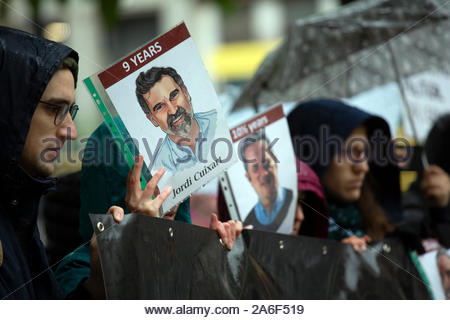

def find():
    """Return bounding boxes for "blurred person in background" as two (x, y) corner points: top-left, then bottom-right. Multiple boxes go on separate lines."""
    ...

(288, 99), (400, 252)
(402, 114), (450, 247)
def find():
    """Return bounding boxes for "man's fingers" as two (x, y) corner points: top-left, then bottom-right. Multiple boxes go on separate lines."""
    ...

(234, 221), (243, 238)
(209, 213), (219, 230)
(127, 155), (144, 203)
(216, 223), (228, 248)
(162, 204), (179, 220)
(143, 167), (165, 197)
(90, 234), (98, 252)
(130, 155), (144, 188)
(224, 223), (232, 249)
(424, 186), (443, 200)
(220, 220), (244, 250)
(106, 205), (125, 223)
(89, 234), (101, 276)
(426, 165), (444, 175)
(150, 186), (172, 215)
(208, 214), (230, 248)
(227, 221), (237, 243)
(342, 236), (356, 244)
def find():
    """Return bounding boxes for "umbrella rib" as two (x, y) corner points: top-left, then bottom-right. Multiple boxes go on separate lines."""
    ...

(386, 43), (420, 140)
(293, 0), (450, 105)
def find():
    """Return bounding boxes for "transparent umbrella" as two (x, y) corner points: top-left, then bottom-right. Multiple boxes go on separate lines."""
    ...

(232, 0), (450, 145)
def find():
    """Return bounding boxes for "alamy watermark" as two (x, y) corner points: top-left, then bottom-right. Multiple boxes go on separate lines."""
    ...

(40, 126), (412, 171)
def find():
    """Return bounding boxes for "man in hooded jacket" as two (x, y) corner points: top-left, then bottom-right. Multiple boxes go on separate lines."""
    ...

(0, 26), (79, 299)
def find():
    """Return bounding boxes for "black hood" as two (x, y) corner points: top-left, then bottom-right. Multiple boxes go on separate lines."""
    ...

(288, 99), (402, 222)
(287, 99), (391, 178)
(0, 26), (78, 174)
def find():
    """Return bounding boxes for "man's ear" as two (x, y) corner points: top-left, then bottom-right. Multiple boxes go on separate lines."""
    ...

(146, 113), (159, 127)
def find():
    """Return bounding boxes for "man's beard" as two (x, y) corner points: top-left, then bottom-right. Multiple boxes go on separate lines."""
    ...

(166, 105), (193, 138)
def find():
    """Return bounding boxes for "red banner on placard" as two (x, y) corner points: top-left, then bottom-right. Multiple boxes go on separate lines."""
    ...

(229, 105), (285, 143)
(98, 23), (190, 89)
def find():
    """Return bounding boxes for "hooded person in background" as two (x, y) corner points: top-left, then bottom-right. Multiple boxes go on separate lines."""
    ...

(402, 114), (450, 247)
(288, 99), (400, 251)
(0, 27), (79, 299)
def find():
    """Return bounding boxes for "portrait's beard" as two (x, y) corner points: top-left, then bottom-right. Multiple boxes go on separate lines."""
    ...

(166, 105), (193, 138)
(445, 287), (450, 300)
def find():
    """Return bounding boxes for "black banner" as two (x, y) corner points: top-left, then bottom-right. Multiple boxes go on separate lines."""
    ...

(91, 214), (430, 299)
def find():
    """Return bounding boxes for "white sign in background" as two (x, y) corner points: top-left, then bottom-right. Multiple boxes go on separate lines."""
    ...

(348, 71), (450, 143)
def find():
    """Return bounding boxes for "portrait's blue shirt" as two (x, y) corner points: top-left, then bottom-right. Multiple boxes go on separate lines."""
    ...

(254, 187), (288, 225)
(152, 109), (217, 173)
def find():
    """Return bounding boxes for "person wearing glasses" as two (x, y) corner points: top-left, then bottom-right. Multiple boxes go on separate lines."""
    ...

(0, 27), (241, 300)
(0, 26), (80, 299)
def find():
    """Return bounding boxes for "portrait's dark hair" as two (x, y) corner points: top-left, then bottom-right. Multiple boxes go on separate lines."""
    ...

(58, 56), (78, 88)
(239, 130), (274, 172)
(135, 66), (186, 114)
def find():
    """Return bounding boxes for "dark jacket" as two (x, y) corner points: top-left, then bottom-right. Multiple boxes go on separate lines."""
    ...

(287, 99), (402, 236)
(0, 27), (78, 299)
(402, 114), (450, 246)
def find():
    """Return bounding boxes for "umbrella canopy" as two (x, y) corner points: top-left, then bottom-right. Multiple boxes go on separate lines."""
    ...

(233, 0), (450, 116)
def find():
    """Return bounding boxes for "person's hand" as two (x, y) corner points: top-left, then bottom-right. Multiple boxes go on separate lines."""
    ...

(83, 205), (125, 299)
(421, 165), (450, 208)
(125, 155), (172, 217)
(342, 235), (371, 252)
(162, 205), (178, 220)
(209, 213), (243, 250)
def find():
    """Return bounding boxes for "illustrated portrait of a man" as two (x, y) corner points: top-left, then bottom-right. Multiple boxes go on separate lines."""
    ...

(240, 131), (293, 231)
(136, 66), (217, 172)
(437, 249), (450, 299)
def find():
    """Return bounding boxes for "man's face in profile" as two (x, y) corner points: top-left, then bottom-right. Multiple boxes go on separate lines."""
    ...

(245, 140), (279, 209)
(144, 75), (193, 138)
(438, 253), (450, 299)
